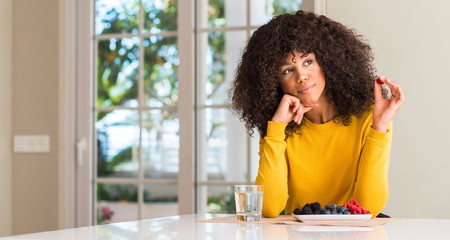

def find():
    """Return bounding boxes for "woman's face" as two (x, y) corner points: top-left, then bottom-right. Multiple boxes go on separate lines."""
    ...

(277, 51), (326, 105)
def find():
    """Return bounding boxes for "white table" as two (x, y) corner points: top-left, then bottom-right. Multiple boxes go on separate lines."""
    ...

(2, 214), (450, 240)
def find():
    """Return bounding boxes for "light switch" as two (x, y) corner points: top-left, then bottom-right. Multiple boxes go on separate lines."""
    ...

(13, 135), (50, 153)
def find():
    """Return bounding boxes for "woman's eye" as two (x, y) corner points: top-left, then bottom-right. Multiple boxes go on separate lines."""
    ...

(282, 68), (294, 74)
(304, 60), (313, 66)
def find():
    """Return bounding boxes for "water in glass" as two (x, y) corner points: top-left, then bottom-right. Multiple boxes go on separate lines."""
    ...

(234, 185), (263, 221)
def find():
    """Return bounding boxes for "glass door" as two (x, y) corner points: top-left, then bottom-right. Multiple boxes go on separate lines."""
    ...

(94, 0), (180, 224)
(76, 0), (189, 225)
(76, 0), (310, 226)
(195, 0), (304, 214)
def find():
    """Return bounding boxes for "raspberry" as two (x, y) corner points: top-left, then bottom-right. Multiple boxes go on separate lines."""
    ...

(343, 200), (371, 215)
(376, 76), (383, 85)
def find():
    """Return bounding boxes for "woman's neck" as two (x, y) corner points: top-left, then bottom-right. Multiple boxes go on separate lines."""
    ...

(304, 98), (337, 124)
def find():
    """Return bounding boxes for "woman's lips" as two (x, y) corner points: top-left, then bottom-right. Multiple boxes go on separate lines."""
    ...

(298, 84), (314, 94)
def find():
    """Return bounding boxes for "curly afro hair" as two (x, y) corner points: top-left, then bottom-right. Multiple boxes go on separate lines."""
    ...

(229, 10), (376, 137)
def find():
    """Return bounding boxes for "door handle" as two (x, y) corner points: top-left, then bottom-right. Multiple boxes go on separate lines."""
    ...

(76, 138), (87, 167)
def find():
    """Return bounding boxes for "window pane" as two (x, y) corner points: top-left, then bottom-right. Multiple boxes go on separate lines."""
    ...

(95, 0), (139, 35)
(206, 0), (247, 28)
(271, 0), (303, 15)
(250, 0), (302, 26)
(199, 186), (235, 214)
(97, 37), (140, 107)
(143, 185), (178, 219)
(142, 110), (179, 179)
(143, 37), (178, 107)
(198, 108), (247, 182)
(96, 183), (138, 224)
(97, 110), (139, 178)
(143, 0), (178, 33)
(201, 31), (246, 106)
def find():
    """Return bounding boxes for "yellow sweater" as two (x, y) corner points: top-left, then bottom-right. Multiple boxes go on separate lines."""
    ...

(255, 108), (392, 217)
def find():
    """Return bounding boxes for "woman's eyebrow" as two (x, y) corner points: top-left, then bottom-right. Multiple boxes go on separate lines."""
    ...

(280, 53), (310, 66)
(300, 53), (309, 58)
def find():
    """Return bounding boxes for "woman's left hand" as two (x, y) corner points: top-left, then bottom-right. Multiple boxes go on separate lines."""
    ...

(372, 75), (405, 132)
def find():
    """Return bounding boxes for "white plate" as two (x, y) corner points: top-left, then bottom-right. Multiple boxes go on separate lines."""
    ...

(292, 213), (372, 222)
(292, 225), (373, 232)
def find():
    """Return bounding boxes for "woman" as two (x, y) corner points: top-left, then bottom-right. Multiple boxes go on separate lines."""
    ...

(229, 10), (405, 217)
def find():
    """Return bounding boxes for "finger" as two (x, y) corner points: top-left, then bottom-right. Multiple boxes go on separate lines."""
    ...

(289, 95), (301, 112)
(297, 112), (304, 125)
(292, 103), (318, 124)
(303, 103), (319, 108)
(295, 105), (303, 124)
(383, 78), (400, 93)
(292, 104), (299, 114)
(397, 85), (405, 103)
(374, 78), (383, 102)
(391, 85), (405, 106)
(303, 103), (319, 113)
(283, 94), (300, 112)
(296, 105), (306, 124)
(384, 79), (405, 102)
(290, 98), (300, 121)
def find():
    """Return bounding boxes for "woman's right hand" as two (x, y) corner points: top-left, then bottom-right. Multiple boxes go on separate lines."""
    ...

(271, 94), (318, 125)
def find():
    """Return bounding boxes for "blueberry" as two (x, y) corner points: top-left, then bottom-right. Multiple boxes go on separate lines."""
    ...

(336, 206), (346, 213)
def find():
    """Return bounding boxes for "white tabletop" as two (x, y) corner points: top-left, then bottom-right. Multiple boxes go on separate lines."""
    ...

(2, 214), (450, 240)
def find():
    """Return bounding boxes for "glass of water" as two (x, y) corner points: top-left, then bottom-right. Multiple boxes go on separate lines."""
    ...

(234, 185), (263, 221)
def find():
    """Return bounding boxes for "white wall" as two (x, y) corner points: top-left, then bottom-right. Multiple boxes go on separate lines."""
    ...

(0, 0), (13, 237)
(12, 0), (60, 235)
(327, 0), (450, 218)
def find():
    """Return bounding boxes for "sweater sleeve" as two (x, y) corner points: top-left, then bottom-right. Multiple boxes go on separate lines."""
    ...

(352, 122), (393, 217)
(255, 121), (290, 218)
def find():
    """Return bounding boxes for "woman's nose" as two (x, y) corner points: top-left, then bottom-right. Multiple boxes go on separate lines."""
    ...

(296, 73), (308, 83)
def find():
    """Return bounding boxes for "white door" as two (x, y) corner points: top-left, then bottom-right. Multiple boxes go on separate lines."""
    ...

(75, 0), (195, 226)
